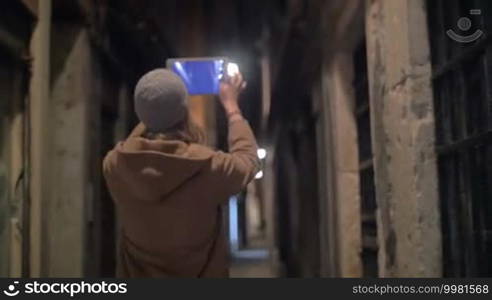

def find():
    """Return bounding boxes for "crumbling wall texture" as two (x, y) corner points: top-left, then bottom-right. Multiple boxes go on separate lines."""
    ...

(365, 0), (442, 277)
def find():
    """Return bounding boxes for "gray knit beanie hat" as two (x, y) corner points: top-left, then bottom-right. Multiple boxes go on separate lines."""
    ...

(134, 68), (188, 132)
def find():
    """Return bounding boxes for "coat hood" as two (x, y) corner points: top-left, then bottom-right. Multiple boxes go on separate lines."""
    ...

(110, 137), (214, 203)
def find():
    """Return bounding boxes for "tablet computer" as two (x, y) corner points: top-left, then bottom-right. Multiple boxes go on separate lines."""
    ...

(166, 57), (238, 95)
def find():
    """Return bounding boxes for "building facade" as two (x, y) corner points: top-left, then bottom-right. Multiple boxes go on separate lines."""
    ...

(268, 0), (492, 277)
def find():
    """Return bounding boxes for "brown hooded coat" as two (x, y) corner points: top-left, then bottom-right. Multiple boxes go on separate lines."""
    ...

(102, 119), (259, 277)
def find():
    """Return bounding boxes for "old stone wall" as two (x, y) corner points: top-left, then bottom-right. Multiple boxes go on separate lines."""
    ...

(365, 0), (442, 277)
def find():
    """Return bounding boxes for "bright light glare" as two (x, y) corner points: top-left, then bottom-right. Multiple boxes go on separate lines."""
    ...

(227, 63), (239, 77)
(255, 170), (264, 179)
(257, 148), (267, 160)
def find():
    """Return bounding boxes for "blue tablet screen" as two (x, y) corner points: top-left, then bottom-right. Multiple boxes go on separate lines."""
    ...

(169, 59), (224, 95)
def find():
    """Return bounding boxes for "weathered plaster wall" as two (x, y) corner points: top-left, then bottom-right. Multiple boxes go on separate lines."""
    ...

(30, 20), (93, 276)
(45, 26), (93, 276)
(323, 52), (363, 277)
(29, 0), (51, 277)
(315, 0), (365, 277)
(365, 0), (442, 277)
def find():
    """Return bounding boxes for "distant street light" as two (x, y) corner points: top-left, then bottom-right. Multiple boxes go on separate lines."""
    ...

(257, 148), (267, 160)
